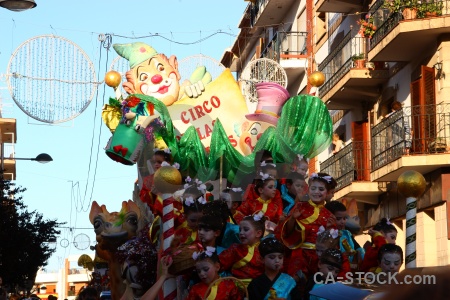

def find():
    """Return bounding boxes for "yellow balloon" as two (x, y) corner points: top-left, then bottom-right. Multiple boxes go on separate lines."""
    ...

(104, 70), (122, 88)
(153, 166), (182, 194)
(308, 71), (326, 87)
(397, 170), (426, 198)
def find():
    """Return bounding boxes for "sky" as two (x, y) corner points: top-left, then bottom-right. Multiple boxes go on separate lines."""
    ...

(0, 0), (247, 271)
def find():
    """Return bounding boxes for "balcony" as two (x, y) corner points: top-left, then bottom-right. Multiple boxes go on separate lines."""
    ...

(368, 0), (450, 62)
(260, 31), (308, 83)
(317, 33), (389, 109)
(371, 103), (450, 181)
(320, 141), (381, 204)
(316, 0), (364, 13)
(250, 0), (297, 28)
(2, 144), (16, 180)
(0, 118), (17, 180)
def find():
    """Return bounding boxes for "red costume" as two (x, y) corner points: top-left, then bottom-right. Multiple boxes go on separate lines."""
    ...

(186, 279), (245, 300)
(360, 233), (386, 272)
(280, 200), (335, 278)
(235, 184), (283, 224)
(219, 243), (265, 285)
(173, 225), (199, 246)
(337, 253), (351, 278)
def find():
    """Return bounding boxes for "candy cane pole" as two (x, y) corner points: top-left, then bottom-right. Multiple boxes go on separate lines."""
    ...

(397, 170), (426, 268)
(162, 193), (177, 300)
(153, 165), (182, 300)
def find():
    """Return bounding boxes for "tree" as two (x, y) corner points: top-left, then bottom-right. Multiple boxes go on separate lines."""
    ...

(0, 175), (64, 294)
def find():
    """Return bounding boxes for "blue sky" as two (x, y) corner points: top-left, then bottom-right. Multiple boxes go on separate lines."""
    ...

(0, 0), (247, 271)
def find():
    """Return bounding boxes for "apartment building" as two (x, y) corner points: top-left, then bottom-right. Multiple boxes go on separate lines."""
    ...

(222, 0), (450, 267)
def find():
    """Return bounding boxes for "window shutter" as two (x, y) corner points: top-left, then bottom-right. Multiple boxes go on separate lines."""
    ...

(352, 121), (370, 181)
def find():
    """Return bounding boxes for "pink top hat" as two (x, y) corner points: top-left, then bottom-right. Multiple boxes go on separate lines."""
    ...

(245, 82), (290, 126)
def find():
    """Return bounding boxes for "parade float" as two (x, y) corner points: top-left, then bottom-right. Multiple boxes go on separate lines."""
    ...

(96, 41), (333, 299)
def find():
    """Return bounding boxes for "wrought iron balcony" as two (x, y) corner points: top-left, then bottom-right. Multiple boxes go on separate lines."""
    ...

(250, 0), (296, 27)
(371, 103), (450, 171)
(320, 141), (371, 192)
(260, 31), (307, 62)
(369, 0), (450, 50)
(318, 32), (366, 98)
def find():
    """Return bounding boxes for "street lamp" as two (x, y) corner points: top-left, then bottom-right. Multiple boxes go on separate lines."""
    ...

(0, 0), (36, 12)
(13, 153), (53, 163)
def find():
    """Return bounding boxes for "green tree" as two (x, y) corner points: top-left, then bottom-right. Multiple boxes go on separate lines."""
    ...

(0, 175), (64, 294)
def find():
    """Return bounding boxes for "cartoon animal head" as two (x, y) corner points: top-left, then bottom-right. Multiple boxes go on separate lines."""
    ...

(113, 42), (181, 106)
(89, 200), (141, 254)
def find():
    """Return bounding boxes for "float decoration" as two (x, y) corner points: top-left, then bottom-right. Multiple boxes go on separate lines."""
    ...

(103, 92), (332, 183)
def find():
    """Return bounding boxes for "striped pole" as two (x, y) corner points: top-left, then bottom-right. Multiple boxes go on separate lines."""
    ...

(397, 170), (426, 269)
(405, 197), (417, 268)
(162, 193), (177, 300)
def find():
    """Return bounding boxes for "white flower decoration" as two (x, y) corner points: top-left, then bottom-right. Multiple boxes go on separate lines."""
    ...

(297, 154), (304, 161)
(192, 251), (199, 260)
(198, 196), (207, 205)
(386, 217), (392, 225)
(205, 246), (216, 256)
(231, 187), (242, 192)
(163, 148), (171, 154)
(317, 225), (326, 235)
(198, 184), (207, 193)
(161, 161), (170, 167)
(259, 172), (270, 180)
(173, 162), (180, 170)
(184, 196), (194, 206)
(183, 183), (190, 189)
(260, 160), (276, 167)
(253, 211), (265, 221)
(310, 173), (332, 183)
(330, 229), (339, 239)
(185, 176), (192, 183)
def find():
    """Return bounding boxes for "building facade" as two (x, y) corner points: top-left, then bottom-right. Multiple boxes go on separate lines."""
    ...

(222, 0), (450, 267)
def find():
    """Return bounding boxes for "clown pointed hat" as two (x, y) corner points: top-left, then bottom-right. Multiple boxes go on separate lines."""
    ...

(113, 42), (158, 69)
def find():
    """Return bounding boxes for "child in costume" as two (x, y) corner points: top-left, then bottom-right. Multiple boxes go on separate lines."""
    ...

(220, 187), (244, 224)
(235, 173), (283, 226)
(377, 244), (403, 275)
(363, 244), (404, 285)
(315, 226), (350, 278)
(173, 183), (208, 247)
(203, 200), (240, 249)
(325, 201), (365, 271)
(219, 212), (266, 287)
(186, 248), (245, 300)
(280, 173), (336, 280)
(281, 172), (308, 215)
(198, 214), (225, 254)
(292, 154), (309, 178)
(248, 237), (298, 300)
(139, 148), (172, 210)
(242, 160), (279, 204)
(360, 218), (397, 272)
(306, 249), (343, 300)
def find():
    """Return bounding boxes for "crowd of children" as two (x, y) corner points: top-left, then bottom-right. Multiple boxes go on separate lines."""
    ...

(138, 148), (403, 299)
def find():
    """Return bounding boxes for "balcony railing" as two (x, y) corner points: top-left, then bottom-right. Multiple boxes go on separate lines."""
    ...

(320, 141), (371, 191)
(369, 0), (450, 49)
(318, 33), (366, 97)
(371, 103), (450, 171)
(250, 0), (270, 26)
(260, 31), (307, 62)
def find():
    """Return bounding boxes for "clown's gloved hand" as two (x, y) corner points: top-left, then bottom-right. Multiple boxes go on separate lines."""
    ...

(184, 66), (212, 98)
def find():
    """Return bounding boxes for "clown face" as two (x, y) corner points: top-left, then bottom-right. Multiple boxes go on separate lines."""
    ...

(239, 121), (274, 155)
(133, 55), (181, 106)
